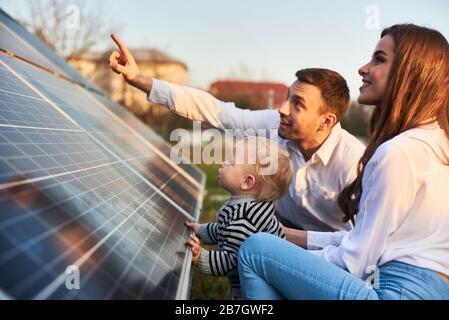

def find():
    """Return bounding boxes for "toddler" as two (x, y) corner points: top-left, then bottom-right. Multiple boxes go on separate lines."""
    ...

(186, 136), (293, 298)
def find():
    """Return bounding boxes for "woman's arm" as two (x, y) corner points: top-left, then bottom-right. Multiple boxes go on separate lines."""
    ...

(109, 35), (279, 132)
(282, 226), (307, 248)
(282, 226), (347, 250)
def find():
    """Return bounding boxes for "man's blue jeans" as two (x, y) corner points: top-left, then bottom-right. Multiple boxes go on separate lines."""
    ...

(238, 233), (449, 300)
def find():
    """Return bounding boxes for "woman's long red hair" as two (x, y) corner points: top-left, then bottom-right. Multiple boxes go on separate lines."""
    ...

(339, 24), (449, 224)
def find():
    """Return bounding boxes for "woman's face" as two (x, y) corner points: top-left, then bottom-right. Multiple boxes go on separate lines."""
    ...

(358, 35), (395, 106)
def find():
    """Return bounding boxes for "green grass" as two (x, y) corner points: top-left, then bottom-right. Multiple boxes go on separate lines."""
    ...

(190, 163), (232, 300)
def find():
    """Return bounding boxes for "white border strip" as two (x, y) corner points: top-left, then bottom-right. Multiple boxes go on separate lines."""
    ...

(0, 123), (82, 132)
(0, 160), (120, 190)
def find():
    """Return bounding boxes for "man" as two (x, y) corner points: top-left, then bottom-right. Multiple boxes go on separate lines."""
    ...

(108, 34), (365, 246)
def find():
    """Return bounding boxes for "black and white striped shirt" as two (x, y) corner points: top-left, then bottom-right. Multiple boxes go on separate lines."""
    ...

(198, 195), (285, 298)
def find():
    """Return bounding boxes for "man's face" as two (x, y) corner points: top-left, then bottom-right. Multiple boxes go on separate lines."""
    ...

(278, 81), (326, 143)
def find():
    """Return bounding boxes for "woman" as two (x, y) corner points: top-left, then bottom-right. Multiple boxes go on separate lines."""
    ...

(238, 24), (449, 299)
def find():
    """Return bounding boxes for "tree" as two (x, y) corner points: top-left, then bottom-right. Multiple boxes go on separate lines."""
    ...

(19, 0), (119, 61)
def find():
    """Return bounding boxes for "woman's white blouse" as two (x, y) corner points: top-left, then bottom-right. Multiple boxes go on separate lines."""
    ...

(307, 123), (449, 279)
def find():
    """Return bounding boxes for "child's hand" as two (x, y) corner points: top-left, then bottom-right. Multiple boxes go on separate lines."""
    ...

(185, 221), (201, 234)
(186, 234), (202, 266)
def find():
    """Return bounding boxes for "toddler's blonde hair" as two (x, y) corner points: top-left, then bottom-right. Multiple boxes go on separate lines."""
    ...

(234, 136), (293, 201)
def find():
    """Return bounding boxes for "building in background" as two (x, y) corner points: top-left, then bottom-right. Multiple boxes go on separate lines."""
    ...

(69, 49), (188, 115)
(209, 80), (288, 110)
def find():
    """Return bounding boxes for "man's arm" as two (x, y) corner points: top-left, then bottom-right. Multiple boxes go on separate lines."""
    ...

(127, 74), (154, 95)
(109, 34), (151, 91)
(109, 34), (279, 132)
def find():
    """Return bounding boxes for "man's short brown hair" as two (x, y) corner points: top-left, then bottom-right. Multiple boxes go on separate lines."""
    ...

(295, 68), (350, 121)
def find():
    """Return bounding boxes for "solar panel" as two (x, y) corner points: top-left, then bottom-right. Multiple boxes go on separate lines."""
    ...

(91, 93), (205, 185)
(0, 10), (204, 300)
(0, 56), (203, 214)
(0, 8), (103, 94)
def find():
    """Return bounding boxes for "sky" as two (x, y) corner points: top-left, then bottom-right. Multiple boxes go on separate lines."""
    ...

(1, 0), (448, 101)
